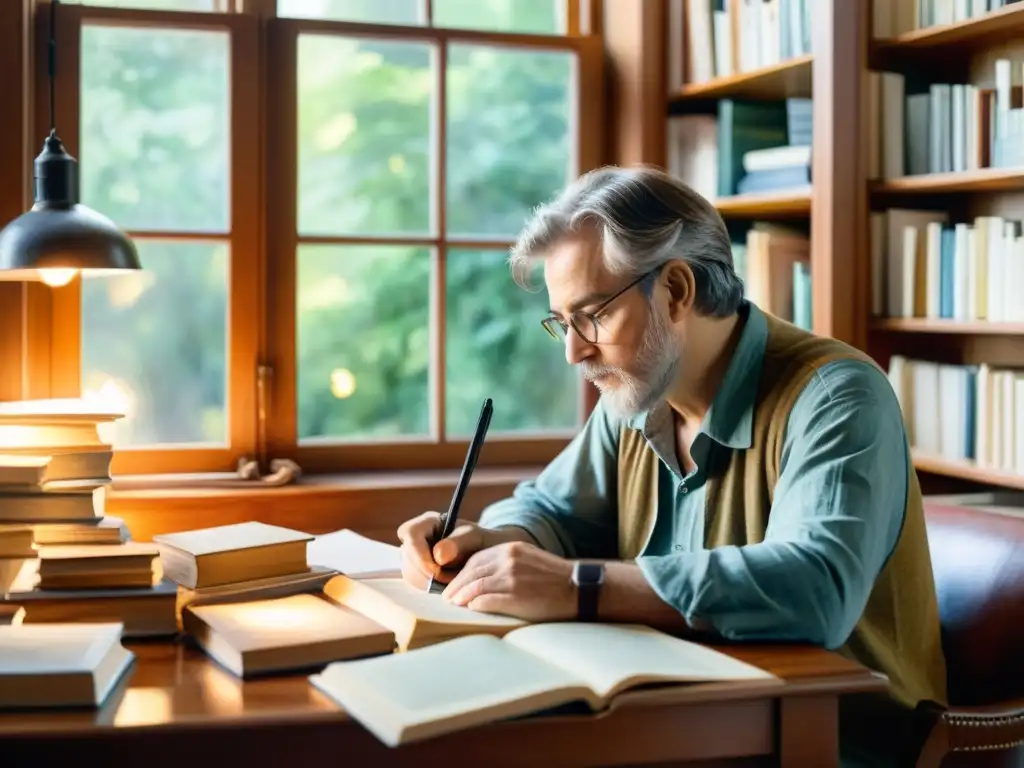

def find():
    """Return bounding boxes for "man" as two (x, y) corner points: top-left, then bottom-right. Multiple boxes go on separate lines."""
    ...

(397, 166), (947, 764)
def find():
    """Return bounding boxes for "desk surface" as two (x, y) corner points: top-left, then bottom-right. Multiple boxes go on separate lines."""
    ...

(0, 639), (888, 767)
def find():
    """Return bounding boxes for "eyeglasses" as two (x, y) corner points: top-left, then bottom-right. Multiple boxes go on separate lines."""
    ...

(541, 268), (659, 344)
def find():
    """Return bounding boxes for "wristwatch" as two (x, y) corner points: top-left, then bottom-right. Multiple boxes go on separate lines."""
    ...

(571, 561), (604, 621)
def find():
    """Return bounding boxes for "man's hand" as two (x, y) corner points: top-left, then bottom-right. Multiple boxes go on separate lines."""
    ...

(396, 511), (506, 589)
(441, 541), (577, 622)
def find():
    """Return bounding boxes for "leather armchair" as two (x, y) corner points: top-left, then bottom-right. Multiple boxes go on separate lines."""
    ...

(917, 501), (1024, 768)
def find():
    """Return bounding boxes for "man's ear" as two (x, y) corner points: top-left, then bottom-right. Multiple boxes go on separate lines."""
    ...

(661, 260), (696, 322)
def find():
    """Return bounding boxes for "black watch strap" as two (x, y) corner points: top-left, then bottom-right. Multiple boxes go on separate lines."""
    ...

(572, 561), (604, 621)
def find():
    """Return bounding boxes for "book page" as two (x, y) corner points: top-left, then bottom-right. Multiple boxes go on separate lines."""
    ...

(329, 576), (526, 630)
(503, 623), (777, 700)
(307, 529), (401, 578)
(310, 634), (590, 747)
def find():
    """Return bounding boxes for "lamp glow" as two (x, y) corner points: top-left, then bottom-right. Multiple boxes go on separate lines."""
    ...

(37, 268), (77, 287)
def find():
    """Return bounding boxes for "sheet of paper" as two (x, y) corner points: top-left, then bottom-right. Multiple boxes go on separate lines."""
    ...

(307, 529), (402, 578)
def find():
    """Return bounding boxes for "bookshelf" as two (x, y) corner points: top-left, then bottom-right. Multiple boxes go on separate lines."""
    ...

(670, 54), (813, 102)
(665, 0), (820, 337)
(871, 1), (1024, 54)
(867, 0), (1024, 494)
(714, 187), (812, 219)
(662, 0), (1024, 494)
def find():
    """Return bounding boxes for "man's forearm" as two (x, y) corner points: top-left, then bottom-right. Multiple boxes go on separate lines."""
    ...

(596, 561), (694, 633)
(488, 525), (540, 547)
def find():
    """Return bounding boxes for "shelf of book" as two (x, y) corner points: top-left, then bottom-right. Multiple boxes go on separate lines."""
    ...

(670, 55), (813, 104)
(714, 188), (812, 219)
(871, 319), (1024, 335)
(913, 452), (1024, 491)
(871, 168), (1024, 194)
(872, 3), (1024, 55)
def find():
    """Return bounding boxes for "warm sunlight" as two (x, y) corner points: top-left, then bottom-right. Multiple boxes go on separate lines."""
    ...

(330, 368), (357, 399)
(82, 378), (135, 443)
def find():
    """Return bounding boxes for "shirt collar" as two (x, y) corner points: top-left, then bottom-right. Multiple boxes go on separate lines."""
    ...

(626, 300), (767, 450)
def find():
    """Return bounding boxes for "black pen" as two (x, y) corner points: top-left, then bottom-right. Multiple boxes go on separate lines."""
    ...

(426, 397), (493, 594)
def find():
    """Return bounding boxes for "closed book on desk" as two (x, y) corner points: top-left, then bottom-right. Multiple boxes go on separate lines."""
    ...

(323, 575), (525, 651)
(7, 562), (179, 638)
(310, 623), (778, 747)
(0, 485), (105, 523)
(30, 516), (129, 546)
(154, 521), (313, 589)
(36, 542), (159, 589)
(0, 622), (134, 709)
(183, 592), (395, 678)
(0, 525), (34, 557)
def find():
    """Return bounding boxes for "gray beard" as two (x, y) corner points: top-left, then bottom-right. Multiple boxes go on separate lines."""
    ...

(582, 308), (680, 420)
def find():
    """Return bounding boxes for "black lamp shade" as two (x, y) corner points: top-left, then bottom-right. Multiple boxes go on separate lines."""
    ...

(0, 133), (141, 280)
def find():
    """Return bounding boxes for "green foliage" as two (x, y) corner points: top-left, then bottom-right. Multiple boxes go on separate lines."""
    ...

(78, 2), (580, 448)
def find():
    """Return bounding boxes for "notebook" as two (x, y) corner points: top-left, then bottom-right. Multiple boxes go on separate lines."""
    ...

(310, 622), (779, 746)
(322, 575), (525, 651)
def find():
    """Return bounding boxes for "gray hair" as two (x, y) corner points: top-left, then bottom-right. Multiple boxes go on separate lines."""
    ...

(509, 166), (744, 317)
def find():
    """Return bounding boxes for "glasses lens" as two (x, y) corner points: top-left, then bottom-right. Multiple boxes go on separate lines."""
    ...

(541, 317), (567, 340)
(570, 313), (599, 344)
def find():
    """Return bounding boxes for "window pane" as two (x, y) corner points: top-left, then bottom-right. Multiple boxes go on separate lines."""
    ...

(81, 241), (228, 448)
(433, 0), (562, 34)
(446, 45), (573, 239)
(80, 25), (230, 233)
(279, 0), (424, 23)
(297, 35), (433, 237)
(64, 0), (217, 8)
(445, 249), (578, 436)
(297, 245), (431, 441)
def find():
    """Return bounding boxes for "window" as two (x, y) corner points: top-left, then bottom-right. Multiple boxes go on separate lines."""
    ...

(44, 0), (603, 476)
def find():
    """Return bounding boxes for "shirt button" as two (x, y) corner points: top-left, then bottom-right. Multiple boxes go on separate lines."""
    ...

(674, 544), (683, 551)
(680, 486), (688, 495)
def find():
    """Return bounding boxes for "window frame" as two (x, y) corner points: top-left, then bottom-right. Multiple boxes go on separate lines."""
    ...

(40, 1), (604, 477)
(42, 4), (262, 476)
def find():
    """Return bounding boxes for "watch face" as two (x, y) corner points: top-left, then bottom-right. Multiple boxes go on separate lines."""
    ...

(574, 562), (604, 585)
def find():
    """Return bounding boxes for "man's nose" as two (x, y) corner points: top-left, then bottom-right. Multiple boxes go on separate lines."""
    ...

(565, 329), (594, 366)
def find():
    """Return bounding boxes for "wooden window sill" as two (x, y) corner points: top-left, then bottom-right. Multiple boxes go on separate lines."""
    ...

(105, 467), (542, 543)
(109, 466), (541, 497)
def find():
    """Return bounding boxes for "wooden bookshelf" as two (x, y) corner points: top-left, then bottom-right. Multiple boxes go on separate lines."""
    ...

(872, 3), (1024, 55)
(871, 318), (1024, 335)
(867, 1), (1024, 494)
(714, 188), (812, 219)
(670, 55), (813, 104)
(913, 452), (1024, 491)
(663, 0), (856, 342)
(658, 2), (1024, 492)
(871, 167), (1024, 194)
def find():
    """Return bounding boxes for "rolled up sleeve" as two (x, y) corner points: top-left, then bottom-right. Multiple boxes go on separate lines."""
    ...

(636, 359), (909, 648)
(478, 398), (621, 559)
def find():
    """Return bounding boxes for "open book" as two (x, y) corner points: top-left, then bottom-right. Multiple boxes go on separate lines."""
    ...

(310, 622), (779, 746)
(322, 575), (525, 651)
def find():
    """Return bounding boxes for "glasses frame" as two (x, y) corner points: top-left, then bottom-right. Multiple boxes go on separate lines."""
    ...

(541, 266), (661, 343)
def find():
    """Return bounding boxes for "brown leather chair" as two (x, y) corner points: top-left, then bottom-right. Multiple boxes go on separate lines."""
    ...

(916, 500), (1024, 767)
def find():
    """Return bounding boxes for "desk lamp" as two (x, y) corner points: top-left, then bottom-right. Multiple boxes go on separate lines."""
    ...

(0, 0), (140, 286)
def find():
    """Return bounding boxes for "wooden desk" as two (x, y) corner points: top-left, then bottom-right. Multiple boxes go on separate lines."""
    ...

(0, 639), (886, 767)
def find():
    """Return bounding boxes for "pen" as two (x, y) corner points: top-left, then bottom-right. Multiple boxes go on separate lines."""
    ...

(426, 397), (493, 594)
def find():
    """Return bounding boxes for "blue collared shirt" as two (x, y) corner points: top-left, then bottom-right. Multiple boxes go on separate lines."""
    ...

(479, 301), (910, 649)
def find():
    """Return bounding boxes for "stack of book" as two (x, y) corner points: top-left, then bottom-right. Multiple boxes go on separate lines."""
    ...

(174, 524), (417, 678)
(667, 98), (813, 201)
(0, 399), (180, 636)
